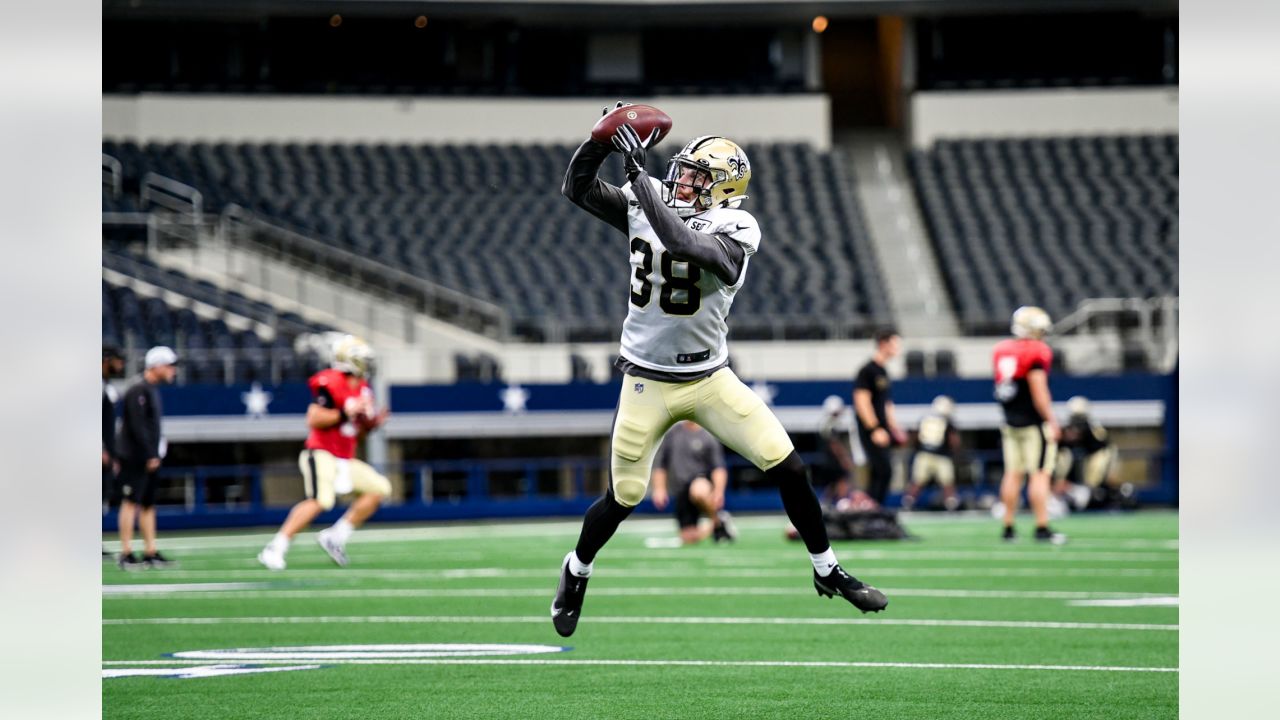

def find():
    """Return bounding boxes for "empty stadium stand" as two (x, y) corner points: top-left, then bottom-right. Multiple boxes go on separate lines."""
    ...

(102, 140), (893, 341)
(103, 250), (328, 383)
(909, 134), (1178, 334)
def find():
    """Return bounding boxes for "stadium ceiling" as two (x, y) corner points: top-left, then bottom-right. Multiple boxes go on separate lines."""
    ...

(105, 0), (1177, 23)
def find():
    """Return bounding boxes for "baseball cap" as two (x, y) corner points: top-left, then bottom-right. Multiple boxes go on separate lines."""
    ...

(102, 345), (123, 361)
(144, 346), (179, 369)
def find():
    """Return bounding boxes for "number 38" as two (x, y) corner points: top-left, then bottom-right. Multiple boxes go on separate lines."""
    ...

(630, 237), (702, 315)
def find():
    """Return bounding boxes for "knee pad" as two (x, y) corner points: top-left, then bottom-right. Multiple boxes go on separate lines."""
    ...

(611, 474), (649, 508)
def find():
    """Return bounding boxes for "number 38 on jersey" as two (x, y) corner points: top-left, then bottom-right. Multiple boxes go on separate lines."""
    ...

(629, 237), (702, 316)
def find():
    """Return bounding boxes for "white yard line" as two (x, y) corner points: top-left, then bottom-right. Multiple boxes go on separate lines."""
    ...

(1068, 596), (1180, 607)
(102, 514), (1178, 552)
(102, 614), (1178, 632)
(98, 657), (1178, 673)
(100, 566), (1177, 583)
(101, 585), (1177, 601)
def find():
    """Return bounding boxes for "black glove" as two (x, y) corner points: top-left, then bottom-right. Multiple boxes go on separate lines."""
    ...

(602, 100), (631, 117)
(612, 123), (661, 183)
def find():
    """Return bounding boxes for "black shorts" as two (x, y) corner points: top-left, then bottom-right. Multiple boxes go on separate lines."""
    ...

(117, 459), (158, 508)
(674, 481), (702, 530)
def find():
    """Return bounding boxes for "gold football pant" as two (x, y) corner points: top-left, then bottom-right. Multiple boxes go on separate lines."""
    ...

(610, 368), (794, 507)
(911, 451), (955, 487)
(1000, 423), (1057, 476)
(1055, 446), (1118, 487)
(299, 449), (392, 511)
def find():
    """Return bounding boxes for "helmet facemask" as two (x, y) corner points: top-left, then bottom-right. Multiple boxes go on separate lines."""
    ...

(660, 136), (751, 218)
(662, 159), (718, 218)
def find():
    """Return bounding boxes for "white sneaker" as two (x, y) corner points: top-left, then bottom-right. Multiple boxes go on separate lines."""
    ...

(257, 546), (286, 571)
(316, 530), (349, 566)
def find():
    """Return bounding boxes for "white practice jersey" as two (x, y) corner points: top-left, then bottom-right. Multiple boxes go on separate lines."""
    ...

(618, 177), (761, 374)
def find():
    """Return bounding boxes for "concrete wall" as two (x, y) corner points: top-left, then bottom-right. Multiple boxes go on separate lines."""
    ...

(103, 93), (832, 150)
(910, 87), (1179, 148)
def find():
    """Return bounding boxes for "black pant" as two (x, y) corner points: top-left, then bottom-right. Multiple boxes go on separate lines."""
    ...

(860, 432), (893, 505)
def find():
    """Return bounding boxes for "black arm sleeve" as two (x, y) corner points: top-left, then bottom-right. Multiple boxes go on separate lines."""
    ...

(629, 171), (746, 285)
(561, 139), (630, 233)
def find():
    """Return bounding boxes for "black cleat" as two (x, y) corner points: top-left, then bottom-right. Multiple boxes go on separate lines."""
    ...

(1035, 526), (1068, 545)
(116, 552), (146, 571)
(1002, 525), (1017, 543)
(143, 551), (176, 568)
(551, 553), (590, 638)
(813, 564), (888, 613)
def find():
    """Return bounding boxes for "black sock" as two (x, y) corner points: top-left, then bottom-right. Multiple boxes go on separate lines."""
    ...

(770, 451), (830, 555)
(573, 486), (635, 565)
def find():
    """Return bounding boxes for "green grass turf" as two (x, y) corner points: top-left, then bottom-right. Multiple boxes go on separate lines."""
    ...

(103, 510), (1178, 719)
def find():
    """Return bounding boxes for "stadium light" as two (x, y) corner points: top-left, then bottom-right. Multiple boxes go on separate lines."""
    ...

(812, 16), (829, 34)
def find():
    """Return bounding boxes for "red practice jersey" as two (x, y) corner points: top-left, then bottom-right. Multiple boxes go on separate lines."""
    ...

(992, 339), (1053, 427)
(305, 368), (372, 459)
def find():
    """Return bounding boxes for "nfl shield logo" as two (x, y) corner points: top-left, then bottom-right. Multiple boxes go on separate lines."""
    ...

(634, 383), (645, 394)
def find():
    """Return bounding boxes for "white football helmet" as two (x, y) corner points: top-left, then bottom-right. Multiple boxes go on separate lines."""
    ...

(931, 395), (955, 418)
(1010, 306), (1052, 339)
(1067, 396), (1091, 418)
(822, 395), (845, 415)
(331, 334), (375, 378)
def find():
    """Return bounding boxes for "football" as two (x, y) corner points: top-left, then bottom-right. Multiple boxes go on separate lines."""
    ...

(591, 103), (673, 146)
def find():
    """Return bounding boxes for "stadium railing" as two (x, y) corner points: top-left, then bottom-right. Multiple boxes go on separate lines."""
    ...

(216, 205), (512, 341)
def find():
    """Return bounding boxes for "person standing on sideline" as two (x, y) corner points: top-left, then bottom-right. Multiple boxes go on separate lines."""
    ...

(853, 329), (907, 505)
(115, 346), (179, 570)
(650, 420), (736, 545)
(102, 346), (125, 556)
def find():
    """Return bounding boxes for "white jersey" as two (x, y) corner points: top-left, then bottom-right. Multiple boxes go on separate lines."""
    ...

(618, 177), (761, 374)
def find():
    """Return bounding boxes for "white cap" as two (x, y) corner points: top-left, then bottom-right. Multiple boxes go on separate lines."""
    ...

(822, 395), (845, 414)
(144, 346), (179, 369)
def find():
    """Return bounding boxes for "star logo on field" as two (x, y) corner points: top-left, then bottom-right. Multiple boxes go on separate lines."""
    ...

(750, 381), (777, 406)
(241, 382), (273, 418)
(500, 384), (530, 414)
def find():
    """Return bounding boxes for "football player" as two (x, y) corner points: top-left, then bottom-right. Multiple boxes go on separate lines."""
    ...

(902, 395), (962, 511)
(551, 103), (887, 637)
(649, 420), (736, 545)
(1054, 396), (1121, 508)
(993, 307), (1065, 543)
(257, 335), (391, 570)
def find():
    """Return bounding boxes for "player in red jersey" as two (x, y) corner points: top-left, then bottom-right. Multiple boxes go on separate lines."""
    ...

(993, 307), (1066, 544)
(258, 336), (392, 570)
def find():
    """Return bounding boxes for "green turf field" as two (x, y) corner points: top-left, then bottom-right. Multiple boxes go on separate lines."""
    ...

(103, 511), (1178, 719)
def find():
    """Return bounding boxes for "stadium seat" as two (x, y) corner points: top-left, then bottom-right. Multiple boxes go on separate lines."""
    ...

(909, 134), (1177, 334)
(105, 140), (895, 341)
(905, 350), (927, 378)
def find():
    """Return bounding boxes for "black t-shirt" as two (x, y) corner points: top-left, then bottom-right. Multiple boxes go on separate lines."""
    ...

(118, 381), (163, 462)
(854, 360), (891, 433)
